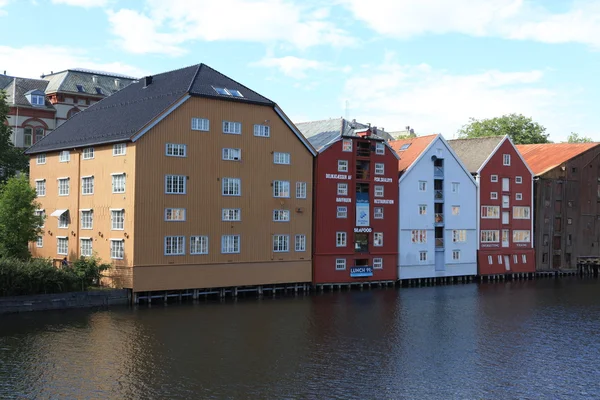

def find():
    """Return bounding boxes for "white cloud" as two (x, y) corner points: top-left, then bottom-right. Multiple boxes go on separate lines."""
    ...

(51, 0), (108, 7)
(0, 45), (148, 79)
(342, 0), (600, 48)
(0, 0), (10, 15)
(252, 56), (327, 79)
(340, 53), (576, 141)
(107, 0), (355, 56)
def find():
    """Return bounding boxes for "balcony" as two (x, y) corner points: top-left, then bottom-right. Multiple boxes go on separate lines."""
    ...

(434, 166), (444, 177)
(435, 213), (444, 225)
(356, 170), (370, 180)
(434, 190), (443, 201)
(357, 148), (370, 157)
(435, 238), (444, 249)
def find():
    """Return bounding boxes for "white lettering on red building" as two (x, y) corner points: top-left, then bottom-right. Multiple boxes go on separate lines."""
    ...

(336, 197), (352, 203)
(374, 177), (393, 183)
(326, 173), (352, 180)
(374, 199), (394, 204)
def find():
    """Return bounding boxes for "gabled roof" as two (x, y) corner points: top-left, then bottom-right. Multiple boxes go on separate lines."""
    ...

(25, 64), (312, 156)
(296, 118), (394, 152)
(1, 77), (53, 110)
(447, 136), (505, 173)
(42, 69), (136, 97)
(516, 142), (600, 176)
(388, 134), (437, 173)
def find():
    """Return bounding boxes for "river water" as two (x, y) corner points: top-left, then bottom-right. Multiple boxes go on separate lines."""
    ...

(1, 278), (600, 399)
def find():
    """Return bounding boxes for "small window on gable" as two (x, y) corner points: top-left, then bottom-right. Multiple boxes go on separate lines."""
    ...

(491, 175), (498, 182)
(516, 176), (523, 184)
(36, 154), (46, 165)
(503, 154), (511, 166)
(375, 142), (385, 155)
(342, 139), (352, 152)
(113, 143), (126, 156)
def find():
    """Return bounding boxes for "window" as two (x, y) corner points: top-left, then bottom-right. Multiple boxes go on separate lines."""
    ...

(58, 178), (70, 196)
(36, 154), (46, 165)
(110, 240), (124, 259)
(513, 206), (531, 219)
(453, 230), (467, 242)
(452, 206), (460, 216)
(337, 183), (348, 196)
(491, 192), (498, 200)
(58, 212), (69, 228)
(375, 185), (384, 197)
(113, 143), (126, 156)
(165, 175), (186, 194)
(95, 87), (103, 95)
(488, 255), (493, 264)
(222, 148), (241, 161)
(274, 152), (290, 164)
(400, 144), (411, 151)
(503, 154), (511, 166)
(191, 117), (210, 131)
(419, 181), (427, 191)
(166, 143), (187, 157)
(374, 207), (383, 219)
(59, 150), (70, 162)
(481, 206), (500, 219)
(273, 209), (290, 222)
(491, 175), (498, 182)
(273, 235), (290, 252)
(296, 182), (307, 199)
(295, 235), (306, 252)
(522, 254), (527, 263)
(451, 182), (459, 193)
(36, 236), (43, 248)
(190, 236), (209, 255)
(375, 163), (384, 175)
(222, 178), (241, 196)
(223, 121), (242, 134)
(342, 139), (352, 152)
(57, 237), (68, 255)
(165, 208), (186, 222)
(419, 205), (427, 215)
(336, 259), (346, 270)
(253, 124), (270, 137)
(502, 195), (510, 208)
(83, 148), (94, 160)
(214, 87), (231, 95)
(513, 230), (531, 243)
(221, 235), (240, 254)
(337, 206), (347, 218)
(336, 232), (347, 247)
(516, 193), (523, 200)
(411, 230), (427, 243)
(338, 160), (349, 172)
(81, 176), (94, 195)
(568, 218), (573, 225)
(30, 94), (45, 106)
(542, 253), (548, 263)
(35, 179), (46, 196)
(273, 180), (290, 198)
(502, 178), (510, 192)
(35, 210), (45, 228)
(452, 250), (460, 261)
(516, 176), (523, 184)
(481, 230), (500, 243)
(498, 255), (503, 264)
(165, 236), (185, 255)
(76, 84), (84, 92)
(419, 251), (427, 262)
(374, 232), (383, 247)
(112, 173), (126, 193)
(24, 127), (33, 147)
(221, 208), (241, 221)
(375, 142), (385, 155)
(372, 258), (383, 269)
(111, 209), (124, 230)
(80, 210), (93, 229)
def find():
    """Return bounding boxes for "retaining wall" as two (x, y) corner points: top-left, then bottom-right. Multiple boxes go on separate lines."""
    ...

(0, 289), (130, 314)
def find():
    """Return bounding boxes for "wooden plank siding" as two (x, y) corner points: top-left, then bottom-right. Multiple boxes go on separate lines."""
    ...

(131, 97), (314, 292)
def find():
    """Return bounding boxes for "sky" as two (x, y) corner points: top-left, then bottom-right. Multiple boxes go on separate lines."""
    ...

(1, 0), (600, 142)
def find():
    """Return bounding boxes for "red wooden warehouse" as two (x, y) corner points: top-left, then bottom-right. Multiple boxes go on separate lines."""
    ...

(297, 119), (399, 284)
(449, 136), (535, 275)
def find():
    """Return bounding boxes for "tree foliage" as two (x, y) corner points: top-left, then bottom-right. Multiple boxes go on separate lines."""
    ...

(0, 91), (28, 182)
(0, 175), (43, 259)
(567, 132), (592, 143)
(458, 113), (550, 144)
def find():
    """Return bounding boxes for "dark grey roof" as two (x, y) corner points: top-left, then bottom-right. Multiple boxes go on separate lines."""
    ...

(25, 64), (278, 154)
(1, 77), (54, 110)
(0, 74), (13, 90)
(296, 118), (393, 152)
(43, 69), (136, 96)
(447, 136), (505, 173)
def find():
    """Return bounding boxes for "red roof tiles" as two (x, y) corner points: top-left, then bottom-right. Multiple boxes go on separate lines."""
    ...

(516, 143), (600, 176)
(389, 134), (438, 173)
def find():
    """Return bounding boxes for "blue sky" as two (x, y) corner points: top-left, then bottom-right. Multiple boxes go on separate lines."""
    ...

(1, 0), (599, 141)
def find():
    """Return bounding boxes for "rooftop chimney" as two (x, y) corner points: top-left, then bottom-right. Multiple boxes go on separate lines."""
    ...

(143, 76), (153, 87)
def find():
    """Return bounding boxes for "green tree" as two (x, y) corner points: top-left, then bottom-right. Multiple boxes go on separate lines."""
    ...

(458, 113), (550, 144)
(0, 175), (43, 259)
(0, 91), (29, 183)
(567, 132), (592, 143)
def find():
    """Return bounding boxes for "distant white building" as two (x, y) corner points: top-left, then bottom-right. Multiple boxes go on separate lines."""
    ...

(390, 134), (478, 279)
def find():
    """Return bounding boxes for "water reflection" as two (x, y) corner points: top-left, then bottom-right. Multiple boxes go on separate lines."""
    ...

(1, 279), (600, 399)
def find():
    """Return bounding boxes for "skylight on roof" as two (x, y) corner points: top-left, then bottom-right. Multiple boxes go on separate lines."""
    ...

(229, 89), (243, 98)
(400, 144), (411, 151)
(213, 87), (231, 96)
(76, 84), (84, 92)
(95, 87), (103, 95)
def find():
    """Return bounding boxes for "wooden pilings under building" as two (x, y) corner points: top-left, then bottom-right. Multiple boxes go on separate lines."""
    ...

(577, 257), (600, 277)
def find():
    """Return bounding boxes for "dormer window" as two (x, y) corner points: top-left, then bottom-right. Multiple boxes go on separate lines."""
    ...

(25, 90), (46, 107)
(31, 95), (44, 106)
(76, 84), (85, 92)
(95, 87), (103, 95)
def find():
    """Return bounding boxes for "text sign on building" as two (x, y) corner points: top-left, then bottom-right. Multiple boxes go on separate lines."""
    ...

(374, 177), (393, 183)
(354, 227), (372, 233)
(356, 192), (370, 226)
(326, 173), (352, 180)
(350, 266), (373, 278)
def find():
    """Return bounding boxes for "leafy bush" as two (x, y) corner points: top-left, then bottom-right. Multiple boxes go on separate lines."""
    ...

(0, 257), (110, 297)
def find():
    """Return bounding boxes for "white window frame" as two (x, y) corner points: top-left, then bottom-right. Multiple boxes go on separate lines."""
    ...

(36, 236), (43, 248)
(111, 209), (125, 230)
(498, 255), (503, 264)
(165, 175), (186, 194)
(296, 182), (307, 199)
(337, 206), (347, 218)
(253, 124), (270, 137)
(80, 210), (93, 229)
(503, 154), (511, 166)
(58, 178), (70, 196)
(452, 206), (460, 216)
(374, 232), (383, 247)
(222, 208), (241, 222)
(516, 176), (523, 184)
(191, 117), (210, 131)
(111, 173), (126, 194)
(374, 207), (384, 219)
(36, 154), (46, 165)
(222, 178), (241, 196)
(451, 182), (459, 193)
(223, 121), (242, 134)
(488, 255), (493, 264)
(58, 212), (69, 229)
(273, 180), (290, 198)
(481, 230), (500, 243)
(374, 185), (384, 197)
(503, 195), (510, 209)
(59, 150), (70, 162)
(453, 230), (467, 243)
(373, 258), (383, 269)
(337, 183), (348, 196)
(335, 258), (346, 270)
(375, 142), (385, 155)
(82, 147), (94, 160)
(81, 176), (94, 195)
(110, 239), (125, 259)
(514, 255), (518, 264)
(295, 234), (306, 252)
(338, 160), (349, 172)
(419, 251), (428, 262)
(221, 235), (240, 254)
(342, 139), (352, 152)
(375, 163), (385, 175)
(411, 230), (427, 244)
(190, 236), (209, 255)
(165, 208), (186, 222)
(481, 206), (500, 219)
(491, 192), (498, 200)
(57, 237), (68, 255)
(516, 193), (523, 200)
(273, 209), (290, 222)
(491, 175), (498, 182)
(166, 143), (187, 157)
(273, 235), (290, 252)
(222, 148), (241, 161)
(273, 152), (291, 165)
(502, 177), (510, 192)
(35, 179), (46, 197)
(336, 232), (347, 247)
(35, 209), (45, 228)
(419, 181), (427, 191)
(452, 250), (460, 261)
(418, 204), (427, 215)
(522, 254), (527, 263)
(513, 206), (530, 219)
(113, 143), (126, 156)
(513, 230), (531, 243)
(165, 236), (185, 256)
